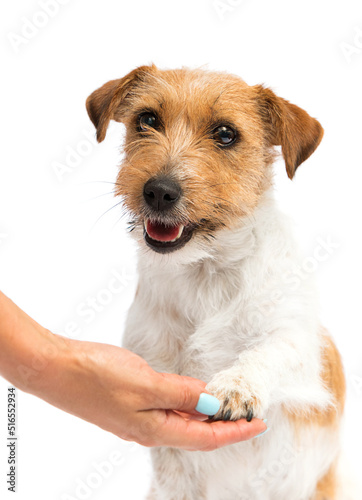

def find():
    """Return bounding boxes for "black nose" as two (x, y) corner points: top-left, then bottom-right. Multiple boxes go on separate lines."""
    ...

(143, 177), (181, 211)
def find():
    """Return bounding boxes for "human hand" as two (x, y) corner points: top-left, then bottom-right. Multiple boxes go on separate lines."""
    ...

(0, 292), (267, 451)
(36, 337), (267, 451)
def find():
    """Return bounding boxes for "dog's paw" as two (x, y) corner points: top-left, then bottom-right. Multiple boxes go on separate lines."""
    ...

(206, 369), (268, 421)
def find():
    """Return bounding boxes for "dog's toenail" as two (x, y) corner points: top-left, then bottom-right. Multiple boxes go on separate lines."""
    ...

(246, 409), (253, 422)
(223, 409), (232, 420)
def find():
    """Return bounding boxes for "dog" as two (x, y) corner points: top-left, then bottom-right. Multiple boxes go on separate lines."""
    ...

(86, 65), (346, 500)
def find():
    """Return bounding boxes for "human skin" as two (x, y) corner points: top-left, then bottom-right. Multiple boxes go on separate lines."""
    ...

(0, 291), (266, 450)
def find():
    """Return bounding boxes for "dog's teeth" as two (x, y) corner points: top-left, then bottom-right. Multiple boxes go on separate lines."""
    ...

(144, 219), (184, 242)
(169, 225), (184, 242)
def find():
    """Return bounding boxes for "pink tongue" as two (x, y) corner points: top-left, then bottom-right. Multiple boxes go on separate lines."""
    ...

(146, 221), (181, 242)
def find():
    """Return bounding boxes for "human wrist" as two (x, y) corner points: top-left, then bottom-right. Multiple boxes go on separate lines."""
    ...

(14, 327), (73, 395)
(0, 292), (71, 394)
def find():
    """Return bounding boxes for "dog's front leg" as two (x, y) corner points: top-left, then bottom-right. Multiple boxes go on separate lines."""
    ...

(206, 327), (331, 420)
(149, 447), (206, 500)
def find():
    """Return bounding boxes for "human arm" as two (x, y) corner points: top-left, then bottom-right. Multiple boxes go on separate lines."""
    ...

(0, 291), (267, 450)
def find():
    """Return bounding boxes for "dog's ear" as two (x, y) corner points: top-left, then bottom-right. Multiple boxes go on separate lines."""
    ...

(86, 64), (156, 142)
(254, 86), (324, 179)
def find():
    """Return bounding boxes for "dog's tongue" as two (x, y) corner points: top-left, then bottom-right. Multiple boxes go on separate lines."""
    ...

(146, 220), (182, 242)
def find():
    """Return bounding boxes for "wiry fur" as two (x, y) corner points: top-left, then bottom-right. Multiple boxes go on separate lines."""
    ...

(87, 65), (346, 500)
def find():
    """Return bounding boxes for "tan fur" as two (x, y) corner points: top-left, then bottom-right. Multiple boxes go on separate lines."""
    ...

(314, 460), (338, 500)
(319, 331), (346, 425)
(255, 86), (324, 179)
(287, 330), (345, 427)
(286, 331), (345, 499)
(86, 66), (338, 500)
(86, 65), (323, 239)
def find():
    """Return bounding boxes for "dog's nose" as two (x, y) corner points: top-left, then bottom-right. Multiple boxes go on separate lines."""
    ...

(143, 177), (181, 211)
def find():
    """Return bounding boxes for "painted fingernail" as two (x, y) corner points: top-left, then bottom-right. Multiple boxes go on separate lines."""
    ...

(195, 393), (221, 415)
(254, 427), (270, 439)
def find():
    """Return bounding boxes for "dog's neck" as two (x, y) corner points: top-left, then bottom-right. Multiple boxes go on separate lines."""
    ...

(135, 189), (292, 321)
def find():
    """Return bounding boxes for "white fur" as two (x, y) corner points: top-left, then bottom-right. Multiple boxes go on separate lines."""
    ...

(123, 189), (341, 500)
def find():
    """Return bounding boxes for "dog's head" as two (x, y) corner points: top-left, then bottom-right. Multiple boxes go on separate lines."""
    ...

(86, 65), (323, 259)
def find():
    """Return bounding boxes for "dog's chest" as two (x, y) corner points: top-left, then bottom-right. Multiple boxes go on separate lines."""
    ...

(123, 264), (249, 379)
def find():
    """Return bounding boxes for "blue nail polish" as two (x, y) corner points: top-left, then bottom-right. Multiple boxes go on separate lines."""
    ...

(195, 393), (221, 415)
(263, 419), (268, 425)
(254, 427), (270, 439)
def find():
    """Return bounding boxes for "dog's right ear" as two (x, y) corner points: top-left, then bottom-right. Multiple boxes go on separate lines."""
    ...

(254, 85), (324, 179)
(86, 64), (156, 142)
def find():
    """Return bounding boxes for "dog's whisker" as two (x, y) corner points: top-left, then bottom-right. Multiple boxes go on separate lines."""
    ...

(111, 210), (134, 231)
(206, 182), (244, 189)
(83, 190), (117, 202)
(81, 180), (118, 187)
(90, 200), (125, 231)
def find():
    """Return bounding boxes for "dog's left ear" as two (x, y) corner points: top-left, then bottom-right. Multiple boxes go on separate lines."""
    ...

(86, 64), (156, 142)
(254, 86), (324, 179)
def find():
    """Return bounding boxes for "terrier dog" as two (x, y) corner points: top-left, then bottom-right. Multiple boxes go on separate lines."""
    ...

(86, 65), (346, 500)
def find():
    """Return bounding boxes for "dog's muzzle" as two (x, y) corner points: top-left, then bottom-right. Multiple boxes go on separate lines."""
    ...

(142, 177), (194, 253)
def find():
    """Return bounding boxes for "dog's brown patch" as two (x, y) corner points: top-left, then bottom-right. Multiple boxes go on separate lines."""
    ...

(285, 331), (345, 499)
(115, 68), (271, 233)
(287, 330), (345, 431)
(86, 65), (323, 241)
(319, 331), (346, 425)
(86, 65), (157, 142)
(313, 460), (338, 500)
(255, 86), (324, 179)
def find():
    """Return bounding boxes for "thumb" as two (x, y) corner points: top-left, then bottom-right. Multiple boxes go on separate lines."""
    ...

(155, 372), (221, 416)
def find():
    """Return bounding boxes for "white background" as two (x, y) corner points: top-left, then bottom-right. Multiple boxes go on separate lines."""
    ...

(1, 0), (362, 498)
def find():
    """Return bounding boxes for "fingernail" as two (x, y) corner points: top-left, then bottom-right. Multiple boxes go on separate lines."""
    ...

(254, 427), (270, 439)
(195, 393), (221, 415)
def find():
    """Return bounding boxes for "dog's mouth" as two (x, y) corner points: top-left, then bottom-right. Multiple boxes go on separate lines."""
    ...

(144, 219), (194, 253)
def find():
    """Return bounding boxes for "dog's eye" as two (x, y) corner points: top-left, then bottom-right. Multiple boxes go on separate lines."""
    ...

(139, 112), (159, 131)
(213, 125), (237, 146)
